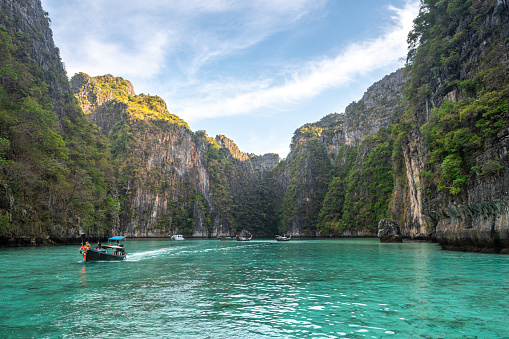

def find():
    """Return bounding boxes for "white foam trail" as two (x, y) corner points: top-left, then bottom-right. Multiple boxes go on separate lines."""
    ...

(126, 246), (185, 261)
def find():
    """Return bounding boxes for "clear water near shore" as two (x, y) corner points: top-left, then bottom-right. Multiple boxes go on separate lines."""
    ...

(0, 238), (508, 338)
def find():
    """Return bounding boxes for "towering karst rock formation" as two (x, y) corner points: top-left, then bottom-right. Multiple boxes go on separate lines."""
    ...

(0, 0), (119, 245)
(70, 73), (279, 238)
(271, 69), (407, 238)
(272, 0), (509, 252)
(402, 0), (509, 252)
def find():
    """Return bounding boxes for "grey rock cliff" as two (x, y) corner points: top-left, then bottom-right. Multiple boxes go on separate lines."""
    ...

(343, 68), (406, 147)
(71, 73), (268, 238)
(274, 69), (407, 237)
(250, 153), (281, 180)
(404, 3), (509, 252)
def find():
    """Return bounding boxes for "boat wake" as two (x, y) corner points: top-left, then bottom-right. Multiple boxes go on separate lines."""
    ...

(126, 247), (187, 262)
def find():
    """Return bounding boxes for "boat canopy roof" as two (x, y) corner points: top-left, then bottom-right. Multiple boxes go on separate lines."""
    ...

(109, 236), (126, 241)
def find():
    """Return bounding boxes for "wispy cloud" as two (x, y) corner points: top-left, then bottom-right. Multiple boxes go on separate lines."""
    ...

(71, 32), (170, 78)
(43, 0), (419, 157)
(173, 1), (420, 122)
(45, 0), (326, 79)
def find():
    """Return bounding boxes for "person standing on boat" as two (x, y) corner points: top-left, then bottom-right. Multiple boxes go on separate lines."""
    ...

(79, 242), (90, 260)
(96, 242), (105, 252)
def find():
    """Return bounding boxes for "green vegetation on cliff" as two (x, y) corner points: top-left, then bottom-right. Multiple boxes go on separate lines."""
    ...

(339, 129), (394, 231)
(204, 136), (237, 231)
(406, 0), (509, 195)
(76, 73), (199, 236)
(274, 0), (508, 238)
(317, 146), (357, 234)
(0, 16), (118, 242)
(278, 140), (332, 234)
(202, 134), (276, 236)
(318, 129), (394, 234)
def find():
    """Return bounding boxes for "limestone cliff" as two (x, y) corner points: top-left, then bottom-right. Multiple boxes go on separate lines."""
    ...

(0, 0), (68, 116)
(2, 0), (508, 253)
(250, 153), (281, 180)
(273, 0), (509, 252)
(71, 73), (275, 238)
(401, 0), (509, 252)
(342, 68), (406, 148)
(272, 69), (406, 237)
(0, 0), (117, 245)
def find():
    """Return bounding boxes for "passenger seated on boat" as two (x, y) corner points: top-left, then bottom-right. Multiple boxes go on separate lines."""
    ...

(95, 242), (105, 252)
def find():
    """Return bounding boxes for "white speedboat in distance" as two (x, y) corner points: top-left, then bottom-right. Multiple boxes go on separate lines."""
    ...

(171, 234), (185, 240)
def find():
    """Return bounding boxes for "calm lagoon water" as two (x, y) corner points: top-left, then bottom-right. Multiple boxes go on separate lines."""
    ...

(0, 238), (508, 338)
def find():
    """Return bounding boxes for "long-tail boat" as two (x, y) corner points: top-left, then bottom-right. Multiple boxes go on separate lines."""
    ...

(80, 236), (127, 262)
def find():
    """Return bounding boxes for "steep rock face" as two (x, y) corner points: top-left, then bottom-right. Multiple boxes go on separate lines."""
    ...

(71, 73), (274, 238)
(342, 68), (406, 147)
(216, 135), (251, 162)
(0, 0), (116, 245)
(71, 73), (206, 237)
(273, 69), (406, 237)
(305, 69), (406, 160)
(422, 126), (509, 252)
(403, 0), (509, 252)
(290, 113), (343, 160)
(0, 0), (68, 111)
(70, 73), (134, 135)
(395, 128), (429, 239)
(250, 153), (281, 180)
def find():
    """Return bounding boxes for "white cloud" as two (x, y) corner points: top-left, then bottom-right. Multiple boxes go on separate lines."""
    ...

(40, 0), (421, 157)
(44, 0), (326, 79)
(64, 32), (169, 79)
(173, 0), (420, 122)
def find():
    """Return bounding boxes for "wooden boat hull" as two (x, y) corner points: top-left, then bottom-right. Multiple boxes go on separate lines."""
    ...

(275, 235), (291, 241)
(85, 249), (125, 262)
(236, 235), (252, 241)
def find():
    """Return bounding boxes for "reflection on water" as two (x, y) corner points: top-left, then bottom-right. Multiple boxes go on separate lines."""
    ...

(80, 264), (87, 288)
(0, 239), (508, 338)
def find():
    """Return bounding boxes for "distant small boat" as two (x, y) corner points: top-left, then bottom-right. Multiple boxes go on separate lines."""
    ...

(275, 235), (291, 241)
(236, 235), (252, 241)
(80, 236), (126, 262)
(171, 234), (185, 241)
(220, 236), (235, 241)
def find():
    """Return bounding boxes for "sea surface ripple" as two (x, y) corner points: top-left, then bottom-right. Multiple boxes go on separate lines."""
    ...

(0, 238), (508, 338)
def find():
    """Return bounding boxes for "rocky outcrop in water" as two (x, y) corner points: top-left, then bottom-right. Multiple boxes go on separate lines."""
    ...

(377, 219), (402, 243)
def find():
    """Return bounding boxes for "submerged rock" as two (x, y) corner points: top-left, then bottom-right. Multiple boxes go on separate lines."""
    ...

(377, 219), (403, 243)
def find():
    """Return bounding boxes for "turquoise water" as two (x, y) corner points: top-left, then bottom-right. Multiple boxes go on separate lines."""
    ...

(0, 239), (508, 338)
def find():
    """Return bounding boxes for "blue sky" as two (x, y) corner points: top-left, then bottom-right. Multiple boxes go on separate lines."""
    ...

(41, 0), (420, 157)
